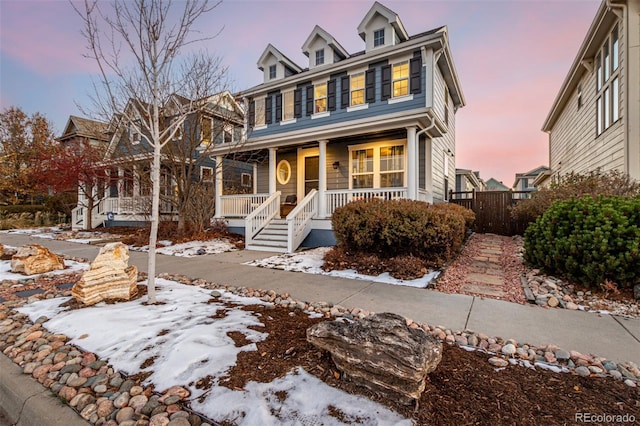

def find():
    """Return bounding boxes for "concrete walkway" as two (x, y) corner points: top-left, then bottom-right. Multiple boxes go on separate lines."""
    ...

(2, 232), (639, 365)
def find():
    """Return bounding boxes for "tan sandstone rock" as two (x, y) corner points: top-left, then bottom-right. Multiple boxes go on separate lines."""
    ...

(10, 244), (65, 275)
(307, 312), (442, 405)
(0, 243), (4, 257)
(72, 242), (138, 306)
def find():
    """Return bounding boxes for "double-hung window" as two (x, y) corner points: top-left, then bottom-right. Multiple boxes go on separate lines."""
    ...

(596, 25), (620, 135)
(374, 29), (385, 47)
(201, 116), (213, 145)
(351, 73), (365, 106)
(350, 143), (405, 189)
(269, 65), (277, 80)
(315, 83), (327, 113)
(255, 98), (266, 126)
(392, 62), (409, 97)
(283, 91), (294, 121)
(315, 49), (324, 66)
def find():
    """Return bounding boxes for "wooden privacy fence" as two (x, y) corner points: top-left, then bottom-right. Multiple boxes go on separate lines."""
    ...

(449, 190), (530, 235)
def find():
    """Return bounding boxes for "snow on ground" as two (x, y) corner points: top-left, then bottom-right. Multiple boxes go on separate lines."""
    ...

(131, 239), (238, 257)
(246, 247), (440, 289)
(17, 279), (410, 425)
(0, 258), (89, 281)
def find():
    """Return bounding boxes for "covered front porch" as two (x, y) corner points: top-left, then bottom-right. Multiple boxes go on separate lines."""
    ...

(213, 127), (435, 252)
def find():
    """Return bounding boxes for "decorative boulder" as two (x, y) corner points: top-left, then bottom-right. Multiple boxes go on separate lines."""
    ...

(307, 312), (442, 405)
(0, 243), (3, 258)
(72, 242), (138, 306)
(10, 244), (65, 275)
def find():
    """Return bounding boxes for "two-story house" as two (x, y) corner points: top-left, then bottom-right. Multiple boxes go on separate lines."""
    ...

(512, 165), (550, 199)
(542, 0), (640, 184)
(71, 91), (250, 230)
(455, 168), (485, 195)
(209, 2), (465, 252)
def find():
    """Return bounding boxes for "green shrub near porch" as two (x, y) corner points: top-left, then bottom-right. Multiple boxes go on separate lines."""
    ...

(524, 195), (640, 290)
(331, 199), (471, 266)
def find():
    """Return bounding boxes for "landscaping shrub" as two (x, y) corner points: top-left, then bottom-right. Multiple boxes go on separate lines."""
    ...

(331, 199), (467, 266)
(511, 170), (640, 231)
(524, 195), (640, 290)
(431, 202), (475, 233)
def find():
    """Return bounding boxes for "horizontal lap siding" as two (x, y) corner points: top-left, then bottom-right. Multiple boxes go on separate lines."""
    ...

(432, 66), (456, 202)
(550, 19), (626, 176)
(326, 141), (349, 190)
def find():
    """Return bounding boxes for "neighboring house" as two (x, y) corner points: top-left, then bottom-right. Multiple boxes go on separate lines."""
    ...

(58, 115), (111, 149)
(542, 0), (640, 182)
(455, 168), (485, 197)
(484, 178), (509, 191)
(209, 1), (465, 252)
(71, 91), (251, 230)
(512, 165), (550, 199)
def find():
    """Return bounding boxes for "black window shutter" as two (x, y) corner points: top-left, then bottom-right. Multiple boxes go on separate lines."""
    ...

(248, 100), (255, 127)
(327, 79), (336, 111)
(275, 93), (282, 122)
(265, 95), (272, 124)
(365, 69), (376, 103)
(410, 57), (422, 94)
(294, 88), (302, 118)
(381, 65), (391, 101)
(341, 76), (350, 109)
(306, 85), (314, 116)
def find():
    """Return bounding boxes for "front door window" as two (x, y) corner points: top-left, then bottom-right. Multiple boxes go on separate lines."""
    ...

(304, 156), (319, 195)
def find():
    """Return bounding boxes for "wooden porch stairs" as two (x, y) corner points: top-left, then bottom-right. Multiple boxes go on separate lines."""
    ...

(246, 219), (288, 252)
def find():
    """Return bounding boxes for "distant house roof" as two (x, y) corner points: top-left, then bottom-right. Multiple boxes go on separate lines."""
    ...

(485, 178), (510, 191)
(512, 165), (550, 188)
(58, 116), (110, 143)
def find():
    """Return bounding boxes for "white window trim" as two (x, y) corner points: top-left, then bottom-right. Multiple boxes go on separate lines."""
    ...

(347, 140), (407, 189)
(280, 118), (297, 126)
(596, 24), (621, 136)
(350, 72), (366, 107)
(387, 94), (414, 104)
(373, 28), (385, 48)
(276, 160), (291, 185)
(254, 97), (266, 127)
(311, 111), (330, 119)
(253, 124), (268, 131)
(283, 90), (295, 121)
(201, 166), (214, 183)
(314, 82), (328, 114)
(347, 104), (369, 112)
(391, 60), (410, 98)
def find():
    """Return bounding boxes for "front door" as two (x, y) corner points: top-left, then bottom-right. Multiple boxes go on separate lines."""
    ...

(304, 156), (319, 195)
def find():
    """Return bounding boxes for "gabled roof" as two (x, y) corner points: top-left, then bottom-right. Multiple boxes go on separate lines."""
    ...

(542, 0), (619, 131)
(485, 178), (510, 191)
(357, 1), (409, 42)
(512, 165), (550, 187)
(301, 25), (349, 60)
(257, 44), (303, 73)
(59, 116), (109, 142)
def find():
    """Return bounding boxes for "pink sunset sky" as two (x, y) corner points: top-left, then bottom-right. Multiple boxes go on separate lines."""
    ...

(0, 0), (601, 186)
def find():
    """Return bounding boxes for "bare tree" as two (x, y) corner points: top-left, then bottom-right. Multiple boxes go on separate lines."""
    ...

(74, 0), (227, 303)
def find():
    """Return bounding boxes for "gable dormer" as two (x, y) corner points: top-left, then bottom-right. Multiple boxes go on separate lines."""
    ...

(302, 25), (349, 69)
(257, 44), (303, 84)
(357, 1), (409, 52)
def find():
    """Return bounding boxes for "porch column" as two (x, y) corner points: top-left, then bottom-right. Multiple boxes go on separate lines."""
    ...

(425, 137), (434, 203)
(252, 162), (258, 194)
(214, 155), (223, 218)
(406, 126), (417, 200)
(268, 147), (277, 194)
(318, 139), (328, 218)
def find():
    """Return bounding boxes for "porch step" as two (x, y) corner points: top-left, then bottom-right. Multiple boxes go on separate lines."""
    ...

(247, 219), (288, 252)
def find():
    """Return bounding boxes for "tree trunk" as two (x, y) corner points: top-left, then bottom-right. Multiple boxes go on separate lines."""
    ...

(146, 138), (161, 304)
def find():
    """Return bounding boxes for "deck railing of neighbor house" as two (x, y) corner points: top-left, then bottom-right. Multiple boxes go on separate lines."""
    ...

(324, 188), (408, 217)
(96, 196), (176, 216)
(286, 189), (318, 252)
(245, 191), (281, 246)
(220, 194), (270, 217)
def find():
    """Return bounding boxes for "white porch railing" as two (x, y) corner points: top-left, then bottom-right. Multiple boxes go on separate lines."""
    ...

(96, 196), (176, 216)
(245, 191), (281, 247)
(98, 197), (119, 215)
(324, 188), (408, 217)
(286, 189), (318, 253)
(220, 193), (269, 217)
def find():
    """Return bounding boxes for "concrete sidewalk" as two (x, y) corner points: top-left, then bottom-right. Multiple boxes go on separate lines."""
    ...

(2, 232), (639, 365)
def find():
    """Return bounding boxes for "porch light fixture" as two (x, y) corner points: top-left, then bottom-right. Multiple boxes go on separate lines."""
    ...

(332, 161), (340, 169)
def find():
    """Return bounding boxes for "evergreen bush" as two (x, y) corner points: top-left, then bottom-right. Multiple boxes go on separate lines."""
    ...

(524, 195), (640, 289)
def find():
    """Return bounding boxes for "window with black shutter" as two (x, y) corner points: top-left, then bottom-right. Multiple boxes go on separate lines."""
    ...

(294, 88), (302, 118)
(275, 93), (282, 122)
(381, 65), (391, 100)
(410, 57), (422, 94)
(365, 69), (376, 103)
(265, 95), (272, 124)
(305, 85), (314, 116)
(341, 76), (350, 109)
(248, 99), (255, 127)
(327, 79), (336, 111)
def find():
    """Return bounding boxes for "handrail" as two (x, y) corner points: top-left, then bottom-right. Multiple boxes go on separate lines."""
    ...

(245, 191), (281, 247)
(286, 189), (318, 252)
(220, 193), (269, 217)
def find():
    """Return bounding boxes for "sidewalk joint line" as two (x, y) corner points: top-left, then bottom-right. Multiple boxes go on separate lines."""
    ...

(612, 315), (640, 344)
(464, 296), (475, 330)
(336, 281), (377, 306)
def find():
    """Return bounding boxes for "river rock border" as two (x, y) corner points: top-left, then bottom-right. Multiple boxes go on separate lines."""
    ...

(0, 271), (639, 426)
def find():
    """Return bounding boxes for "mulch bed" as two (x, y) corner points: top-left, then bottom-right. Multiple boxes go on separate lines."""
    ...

(222, 305), (640, 426)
